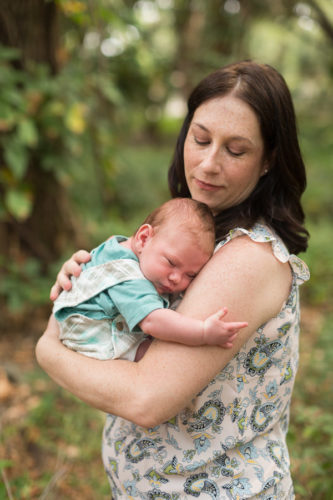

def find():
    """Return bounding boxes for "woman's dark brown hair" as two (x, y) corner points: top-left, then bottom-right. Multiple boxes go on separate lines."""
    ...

(168, 60), (309, 254)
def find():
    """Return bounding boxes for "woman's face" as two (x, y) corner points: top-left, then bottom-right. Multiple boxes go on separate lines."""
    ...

(184, 94), (268, 214)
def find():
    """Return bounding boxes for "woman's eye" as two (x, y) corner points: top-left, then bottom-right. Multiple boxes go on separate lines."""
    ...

(194, 137), (209, 146)
(227, 147), (244, 157)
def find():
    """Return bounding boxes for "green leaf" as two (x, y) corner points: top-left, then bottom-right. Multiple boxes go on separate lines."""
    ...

(4, 137), (28, 180)
(17, 118), (39, 147)
(5, 188), (33, 220)
(0, 104), (17, 123)
(1, 87), (25, 108)
(0, 459), (13, 470)
(99, 81), (123, 104)
(65, 102), (87, 134)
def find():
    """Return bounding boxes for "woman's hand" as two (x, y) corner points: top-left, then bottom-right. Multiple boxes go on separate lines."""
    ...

(50, 250), (91, 301)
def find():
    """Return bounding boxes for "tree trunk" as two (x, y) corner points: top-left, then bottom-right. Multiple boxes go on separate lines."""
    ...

(0, 0), (59, 72)
(0, 0), (83, 267)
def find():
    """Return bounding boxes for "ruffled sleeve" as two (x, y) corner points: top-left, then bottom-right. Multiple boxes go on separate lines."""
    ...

(215, 223), (310, 286)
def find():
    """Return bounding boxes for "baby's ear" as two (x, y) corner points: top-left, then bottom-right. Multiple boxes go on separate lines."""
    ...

(135, 224), (154, 252)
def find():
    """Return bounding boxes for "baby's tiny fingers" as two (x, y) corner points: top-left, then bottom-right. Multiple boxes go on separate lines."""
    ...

(216, 307), (228, 320)
(228, 332), (238, 341)
(226, 321), (248, 331)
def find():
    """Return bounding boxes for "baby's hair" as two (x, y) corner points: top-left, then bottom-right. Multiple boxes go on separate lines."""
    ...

(139, 198), (216, 254)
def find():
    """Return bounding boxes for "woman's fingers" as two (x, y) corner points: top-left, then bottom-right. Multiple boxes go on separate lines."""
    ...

(50, 270), (72, 300)
(49, 250), (91, 301)
(70, 250), (91, 270)
(62, 259), (82, 278)
(50, 283), (62, 301)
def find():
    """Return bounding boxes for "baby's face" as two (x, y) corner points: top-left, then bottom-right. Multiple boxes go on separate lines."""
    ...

(139, 222), (212, 295)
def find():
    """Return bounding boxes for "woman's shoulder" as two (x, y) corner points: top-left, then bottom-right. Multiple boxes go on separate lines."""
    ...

(215, 222), (309, 285)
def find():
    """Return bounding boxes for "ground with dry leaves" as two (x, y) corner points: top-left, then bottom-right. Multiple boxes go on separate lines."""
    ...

(0, 309), (109, 499)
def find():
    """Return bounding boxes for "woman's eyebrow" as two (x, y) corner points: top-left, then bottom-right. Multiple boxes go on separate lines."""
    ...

(192, 122), (209, 132)
(228, 136), (254, 146)
(192, 122), (254, 145)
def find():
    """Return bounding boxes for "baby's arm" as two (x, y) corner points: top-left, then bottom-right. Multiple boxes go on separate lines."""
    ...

(139, 307), (247, 348)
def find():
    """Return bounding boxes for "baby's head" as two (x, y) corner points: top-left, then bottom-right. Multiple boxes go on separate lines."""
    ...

(133, 198), (215, 294)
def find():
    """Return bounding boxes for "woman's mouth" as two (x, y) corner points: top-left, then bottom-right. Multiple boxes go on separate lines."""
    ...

(195, 178), (221, 192)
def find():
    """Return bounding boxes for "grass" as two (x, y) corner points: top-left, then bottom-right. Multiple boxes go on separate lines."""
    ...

(289, 310), (333, 499)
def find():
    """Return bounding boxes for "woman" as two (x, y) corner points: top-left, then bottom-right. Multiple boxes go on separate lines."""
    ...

(36, 61), (310, 499)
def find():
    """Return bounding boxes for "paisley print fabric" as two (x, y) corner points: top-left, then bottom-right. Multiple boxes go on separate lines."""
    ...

(102, 224), (310, 499)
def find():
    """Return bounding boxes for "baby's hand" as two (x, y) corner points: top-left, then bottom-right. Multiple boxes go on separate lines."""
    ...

(203, 307), (248, 348)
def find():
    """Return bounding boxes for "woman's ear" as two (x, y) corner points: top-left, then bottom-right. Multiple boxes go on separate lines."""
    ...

(260, 157), (270, 177)
(261, 149), (275, 177)
(134, 224), (154, 253)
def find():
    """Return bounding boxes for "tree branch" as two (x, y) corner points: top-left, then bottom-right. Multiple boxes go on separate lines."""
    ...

(307, 0), (333, 44)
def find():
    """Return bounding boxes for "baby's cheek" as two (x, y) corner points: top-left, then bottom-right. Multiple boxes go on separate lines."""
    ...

(181, 278), (192, 292)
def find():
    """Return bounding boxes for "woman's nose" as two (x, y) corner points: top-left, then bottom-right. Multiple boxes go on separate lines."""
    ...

(201, 147), (221, 174)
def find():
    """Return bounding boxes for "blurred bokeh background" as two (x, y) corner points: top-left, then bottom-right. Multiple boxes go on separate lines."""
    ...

(0, 1), (332, 498)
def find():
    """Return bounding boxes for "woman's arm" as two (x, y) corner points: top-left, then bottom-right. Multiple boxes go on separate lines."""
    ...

(36, 236), (292, 428)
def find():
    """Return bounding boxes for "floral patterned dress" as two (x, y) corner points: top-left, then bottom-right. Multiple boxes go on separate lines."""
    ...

(102, 224), (310, 499)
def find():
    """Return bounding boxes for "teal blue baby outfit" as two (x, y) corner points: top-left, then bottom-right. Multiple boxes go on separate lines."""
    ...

(53, 236), (168, 360)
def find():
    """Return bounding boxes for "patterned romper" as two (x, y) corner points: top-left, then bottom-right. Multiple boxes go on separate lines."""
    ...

(102, 224), (310, 499)
(53, 236), (168, 361)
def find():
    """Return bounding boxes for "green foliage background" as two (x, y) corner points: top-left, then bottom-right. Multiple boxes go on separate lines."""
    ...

(1, 1), (332, 498)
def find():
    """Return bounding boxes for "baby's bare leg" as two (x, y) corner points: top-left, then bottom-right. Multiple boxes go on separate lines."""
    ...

(134, 337), (153, 362)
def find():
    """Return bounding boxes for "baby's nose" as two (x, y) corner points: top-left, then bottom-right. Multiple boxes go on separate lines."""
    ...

(169, 271), (181, 284)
